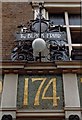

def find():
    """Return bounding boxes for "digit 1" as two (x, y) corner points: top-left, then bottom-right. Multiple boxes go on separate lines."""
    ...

(23, 78), (28, 106)
(0, 81), (2, 94)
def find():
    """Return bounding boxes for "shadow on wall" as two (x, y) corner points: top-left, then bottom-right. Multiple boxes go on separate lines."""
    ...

(1, 115), (13, 120)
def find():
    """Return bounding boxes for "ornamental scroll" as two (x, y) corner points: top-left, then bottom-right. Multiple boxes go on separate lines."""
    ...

(17, 75), (64, 110)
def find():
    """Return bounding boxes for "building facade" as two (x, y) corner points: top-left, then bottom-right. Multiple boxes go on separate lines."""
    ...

(0, 0), (82, 120)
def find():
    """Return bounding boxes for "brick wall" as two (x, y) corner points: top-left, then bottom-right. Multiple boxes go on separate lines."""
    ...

(2, 2), (33, 60)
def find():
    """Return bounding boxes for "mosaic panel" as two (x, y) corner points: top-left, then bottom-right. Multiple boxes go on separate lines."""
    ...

(17, 74), (64, 110)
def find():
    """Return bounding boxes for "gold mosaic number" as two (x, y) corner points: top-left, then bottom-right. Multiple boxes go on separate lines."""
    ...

(0, 81), (2, 94)
(32, 78), (46, 105)
(23, 78), (28, 106)
(23, 77), (60, 107)
(42, 78), (60, 106)
(80, 78), (82, 83)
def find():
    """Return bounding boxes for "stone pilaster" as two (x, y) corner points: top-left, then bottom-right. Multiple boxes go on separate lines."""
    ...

(63, 73), (81, 119)
(1, 74), (18, 119)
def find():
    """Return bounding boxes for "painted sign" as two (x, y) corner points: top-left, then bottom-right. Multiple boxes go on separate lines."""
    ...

(17, 75), (64, 110)
(15, 32), (66, 42)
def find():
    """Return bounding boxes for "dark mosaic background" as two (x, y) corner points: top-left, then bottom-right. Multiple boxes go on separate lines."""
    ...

(17, 74), (64, 110)
(77, 74), (82, 107)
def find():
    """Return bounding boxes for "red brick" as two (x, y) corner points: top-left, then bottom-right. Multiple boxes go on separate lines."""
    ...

(2, 2), (33, 60)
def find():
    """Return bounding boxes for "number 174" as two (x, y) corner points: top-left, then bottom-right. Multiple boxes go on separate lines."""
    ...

(23, 78), (60, 107)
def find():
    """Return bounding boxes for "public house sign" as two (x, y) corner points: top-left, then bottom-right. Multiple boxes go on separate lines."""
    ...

(11, 2), (69, 61)
(16, 32), (65, 41)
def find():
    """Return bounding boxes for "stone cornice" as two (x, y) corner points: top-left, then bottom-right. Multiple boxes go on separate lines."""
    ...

(0, 61), (82, 74)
